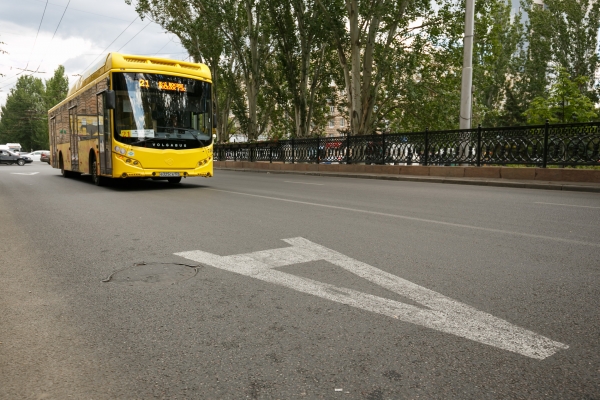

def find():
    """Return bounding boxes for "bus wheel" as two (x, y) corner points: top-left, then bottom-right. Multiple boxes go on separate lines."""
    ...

(91, 159), (103, 186)
(60, 155), (69, 177)
(167, 177), (182, 184)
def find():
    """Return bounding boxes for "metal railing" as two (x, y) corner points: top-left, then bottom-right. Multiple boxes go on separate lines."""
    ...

(214, 121), (600, 167)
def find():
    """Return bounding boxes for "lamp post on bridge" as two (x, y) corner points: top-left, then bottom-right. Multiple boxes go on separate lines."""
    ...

(459, 0), (475, 165)
(459, 0), (475, 131)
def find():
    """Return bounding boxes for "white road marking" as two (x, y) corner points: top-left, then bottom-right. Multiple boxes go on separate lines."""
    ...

(535, 202), (600, 210)
(175, 237), (568, 360)
(284, 181), (324, 186)
(10, 172), (39, 175)
(208, 188), (600, 248)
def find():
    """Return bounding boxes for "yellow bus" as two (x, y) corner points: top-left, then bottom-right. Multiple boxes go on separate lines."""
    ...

(48, 53), (214, 185)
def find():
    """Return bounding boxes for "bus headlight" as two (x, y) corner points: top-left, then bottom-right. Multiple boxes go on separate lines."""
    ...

(198, 156), (212, 166)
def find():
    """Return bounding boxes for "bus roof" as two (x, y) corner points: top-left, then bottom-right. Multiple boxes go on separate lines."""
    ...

(67, 53), (211, 97)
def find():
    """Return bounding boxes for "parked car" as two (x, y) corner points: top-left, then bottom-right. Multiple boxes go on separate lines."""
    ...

(0, 150), (32, 166)
(40, 152), (51, 164)
(20, 150), (50, 162)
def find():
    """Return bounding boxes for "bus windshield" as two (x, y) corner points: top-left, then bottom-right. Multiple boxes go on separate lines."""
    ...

(113, 72), (212, 149)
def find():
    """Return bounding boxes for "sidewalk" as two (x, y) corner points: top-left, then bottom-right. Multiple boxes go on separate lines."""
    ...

(215, 166), (600, 193)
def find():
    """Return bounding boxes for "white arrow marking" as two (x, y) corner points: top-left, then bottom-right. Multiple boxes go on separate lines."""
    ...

(175, 237), (568, 360)
(11, 172), (39, 175)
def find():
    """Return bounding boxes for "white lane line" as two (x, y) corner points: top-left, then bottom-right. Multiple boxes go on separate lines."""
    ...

(284, 181), (324, 186)
(535, 202), (600, 210)
(175, 237), (569, 360)
(10, 172), (40, 175)
(208, 188), (600, 248)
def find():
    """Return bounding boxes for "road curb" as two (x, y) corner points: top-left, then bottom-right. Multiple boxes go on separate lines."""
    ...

(215, 168), (600, 193)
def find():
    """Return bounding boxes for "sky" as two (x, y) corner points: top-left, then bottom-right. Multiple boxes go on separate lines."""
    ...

(0, 0), (189, 107)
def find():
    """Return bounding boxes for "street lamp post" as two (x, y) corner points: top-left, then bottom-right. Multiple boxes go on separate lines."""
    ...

(459, 0), (475, 131)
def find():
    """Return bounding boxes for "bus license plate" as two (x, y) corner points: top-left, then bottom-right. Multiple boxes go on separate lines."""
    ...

(159, 172), (180, 177)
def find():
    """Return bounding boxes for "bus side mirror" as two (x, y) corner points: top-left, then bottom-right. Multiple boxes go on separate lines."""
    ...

(213, 114), (217, 128)
(106, 90), (116, 110)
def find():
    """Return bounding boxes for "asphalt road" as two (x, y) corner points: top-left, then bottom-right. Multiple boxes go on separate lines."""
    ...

(1, 163), (599, 399)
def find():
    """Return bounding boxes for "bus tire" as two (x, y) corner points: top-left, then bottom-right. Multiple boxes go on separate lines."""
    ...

(167, 177), (182, 184)
(60, 154), (71, 177)
(91, 158), (103, 186)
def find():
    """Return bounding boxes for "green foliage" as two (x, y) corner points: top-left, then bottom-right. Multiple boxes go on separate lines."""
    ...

(390, 0), (521, 131)
(0, 66), (68, 150)
(0, 76), (47, 151)
(44, 65), (69, 111)
(123, 0), (600, 136)
(524, 68), (598, 124)
(506, 0), (600, 125)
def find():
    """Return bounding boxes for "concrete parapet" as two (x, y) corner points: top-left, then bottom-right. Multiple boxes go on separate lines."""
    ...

(399, 166), (430, 176)
(214, 161), (599, 184)
(429, 166), (465, 177)
(500, 168), (535, 180)
(535, 168), (600, 183)
(465, 167), (501, 178)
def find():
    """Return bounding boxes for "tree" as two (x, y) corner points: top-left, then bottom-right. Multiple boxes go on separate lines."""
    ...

(316, 0), (440, 136)
(0, 76), (47, 151)
(265, 0), (338, 138)
(524, 67), (598, 124)
(387, 0), (522, 131)
(507, 0), (600, 124)
(543, 0), (600, 97)
(0, 66), (68, 150)
(45, 65), (69, 111)
(128, 0), (274, 141)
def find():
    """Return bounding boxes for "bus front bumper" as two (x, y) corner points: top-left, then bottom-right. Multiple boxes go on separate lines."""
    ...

(112, 155), (213, 178)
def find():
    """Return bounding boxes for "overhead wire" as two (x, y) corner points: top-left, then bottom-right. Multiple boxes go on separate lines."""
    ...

(32, 0), (71, 73)
(0, 0), (49, 88)
(153, 39), (173, 56)
(78, 16), (138, 75)
(24, 0), (133, 22)
(0, 5), (189, 95)
(24, 0), (48, 72)
(116, 20), (152, 52)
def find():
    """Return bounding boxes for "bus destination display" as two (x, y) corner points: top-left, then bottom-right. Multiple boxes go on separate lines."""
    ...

(139, 79), (186, 92)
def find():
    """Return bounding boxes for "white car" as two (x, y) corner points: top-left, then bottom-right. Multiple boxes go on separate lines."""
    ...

(21, 150), (50, 162)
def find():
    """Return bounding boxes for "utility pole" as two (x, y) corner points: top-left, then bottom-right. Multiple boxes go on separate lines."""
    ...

(459, 0), (475, 130)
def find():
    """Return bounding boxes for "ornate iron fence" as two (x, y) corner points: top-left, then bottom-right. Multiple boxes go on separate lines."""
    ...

(214, 121), (600, 167)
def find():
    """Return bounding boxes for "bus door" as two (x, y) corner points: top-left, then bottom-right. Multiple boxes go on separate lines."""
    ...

(96, 92), (112, 175)
(68, 105), (79, 171)
(50, 116), (57, 168)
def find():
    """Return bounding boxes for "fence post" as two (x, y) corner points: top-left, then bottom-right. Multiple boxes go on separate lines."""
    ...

(476, 124), (482, 167)
(365, 131), (379, 165)
(234, 146), (237, 162)
(346, 132), (351, 164)
(542, 119), (549, 168)
(316, 136), (320, 164)
(292, 137), (295, 164)
(269, 142), (273, 163)
(382, 130), (386, 165)
(249, 145), (254, 163)
(424, 127), (429, 166)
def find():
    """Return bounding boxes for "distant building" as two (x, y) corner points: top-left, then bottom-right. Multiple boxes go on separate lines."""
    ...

(324, 103), (347, 137)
